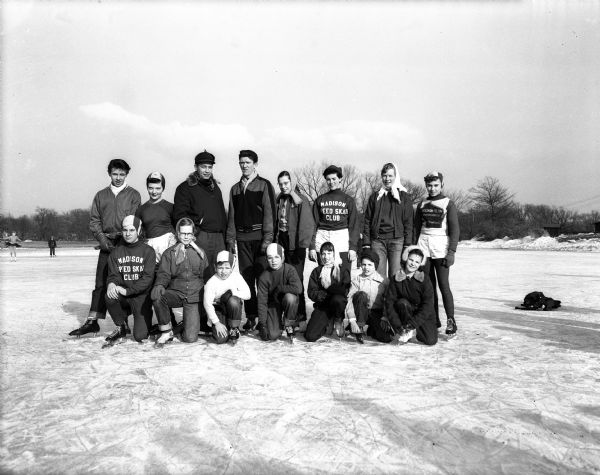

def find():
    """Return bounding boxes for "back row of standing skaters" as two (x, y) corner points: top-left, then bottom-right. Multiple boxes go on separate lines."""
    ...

(68, 150), (459, 346)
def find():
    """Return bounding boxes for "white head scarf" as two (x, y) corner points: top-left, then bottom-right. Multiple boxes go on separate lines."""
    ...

(377, 163), (407, 202)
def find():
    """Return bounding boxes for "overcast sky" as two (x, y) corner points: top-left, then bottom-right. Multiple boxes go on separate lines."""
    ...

(2, 0), (599, 216)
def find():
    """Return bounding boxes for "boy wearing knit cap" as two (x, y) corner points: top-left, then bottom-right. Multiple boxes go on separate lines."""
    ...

(203, 251), (251, 344)
(256, 243), (303, 342)
(151, 218), (208, 346)
(344, 249), (388, 343)
(69, 158), (141, 337)
(226, 150), (276, 333)
(103, 215), (156, 347)
(173, 150), (227, 279)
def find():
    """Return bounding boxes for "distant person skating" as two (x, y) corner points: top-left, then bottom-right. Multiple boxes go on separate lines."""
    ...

(202, 251), (251, 345)
(309, 165), (359, 276)
(415, 171), (459, 337)
(103, 215), (156, 347)
(48, 235), (57, 258)
(256, 243), (302, 343)
(370, 246), (437, 345)
(151, 218), (208, 346)
(362, 163), (413, 278)
(274, 171), (315, 322)
(6, 232), (22, 261)
(226, 150), (276, 334)
(344, 249), (388, 343)
(135, 172), (176, 264)
(69, 158), (141, 337)
(305, 242), (351, 342)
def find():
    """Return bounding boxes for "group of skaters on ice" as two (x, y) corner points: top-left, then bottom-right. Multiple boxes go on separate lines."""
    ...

(68, 150), (459, 347)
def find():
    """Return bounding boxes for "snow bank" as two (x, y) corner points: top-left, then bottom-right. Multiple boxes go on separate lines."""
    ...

(460, 235), (600, 252)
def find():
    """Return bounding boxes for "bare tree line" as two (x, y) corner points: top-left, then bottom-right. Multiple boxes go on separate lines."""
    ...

(1, 166), (599, 241)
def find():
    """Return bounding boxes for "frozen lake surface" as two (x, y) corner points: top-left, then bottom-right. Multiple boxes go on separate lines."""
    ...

(1, 248), (599, 474)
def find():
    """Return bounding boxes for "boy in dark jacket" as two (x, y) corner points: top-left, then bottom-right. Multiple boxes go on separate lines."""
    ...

(226, 150), (276, 333)
(369, 246), (437, 346)
(275, 171), (316, 321)
(305, 242), (351, 342)
(151, 218), (208, 346)
(256, 243), (303, 342)
(103, 215), (156, 346)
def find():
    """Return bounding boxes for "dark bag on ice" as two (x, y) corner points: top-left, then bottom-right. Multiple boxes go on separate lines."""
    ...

(515, 291), (561, 311)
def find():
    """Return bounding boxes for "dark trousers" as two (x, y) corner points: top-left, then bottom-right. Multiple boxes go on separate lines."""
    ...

(424, 258), (454, 326)
(49, 247), (56, 257)
(105, 293), (153, 342)
(261, 293), (299, 341)
(153, 290), (200, 343)
(278, 231), (307, 319)
(211, 295), (243, 344)
(305, 294), (347, 342)
(369, 298), (438, 346)
(90, 250), (111, 318)
(237, 239), (267, 319)
(351, 291), (373, 327)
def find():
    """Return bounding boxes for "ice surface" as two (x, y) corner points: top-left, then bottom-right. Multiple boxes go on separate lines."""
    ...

(1, 248), (599, 474)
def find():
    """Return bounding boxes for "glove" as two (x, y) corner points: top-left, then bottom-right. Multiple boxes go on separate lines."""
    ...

(219, 290), (233, 306)
(226, 242), (236, 254)
(380, 317), (392, 333)
(348, 250), (357, 262)
(98, 234), (115, 253)
(260, 239), (270, 255)
(442, 251), (455, 268)
(308, 249), (318, 262)
(151, 285), (165, 301)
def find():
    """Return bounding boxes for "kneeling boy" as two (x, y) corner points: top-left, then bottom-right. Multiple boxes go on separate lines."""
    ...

(256, 243), (303, 342)
(104, 215), (156, 346)
(203, 251), (251, 344)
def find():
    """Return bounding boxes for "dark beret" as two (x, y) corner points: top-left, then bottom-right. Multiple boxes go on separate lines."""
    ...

(195, 150), (215, 165)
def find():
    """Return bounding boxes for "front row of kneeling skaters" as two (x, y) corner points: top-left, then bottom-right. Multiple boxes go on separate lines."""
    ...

(101, 212), (438, 347)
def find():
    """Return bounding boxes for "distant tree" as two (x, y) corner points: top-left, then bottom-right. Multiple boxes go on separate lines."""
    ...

(445, 188), (472, 213)
(469, 176), (515, 222)
(34, 207), (59, 240)
(403, 179), (426, 204)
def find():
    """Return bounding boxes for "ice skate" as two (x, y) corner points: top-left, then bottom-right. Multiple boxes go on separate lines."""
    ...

(242, 317), (256, 333)
(334, 321), (344, 340)
(102, 325), (127, 348)
(445, 317), (457, 338)
(397, 327), (416, 344)
(229, 328), (240, 345)
(69, 319), (100, 337)
(355, 331), (364, 344)
(154, 330), (174, 348)
(285, 326), (295, 344)
(256, 322), (269, 341)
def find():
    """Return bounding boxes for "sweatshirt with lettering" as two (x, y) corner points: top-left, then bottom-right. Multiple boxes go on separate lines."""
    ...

(107, 240), (156, 296)
(312, 189), (360, 251)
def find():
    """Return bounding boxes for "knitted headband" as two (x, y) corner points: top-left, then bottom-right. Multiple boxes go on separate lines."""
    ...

(215, 250), (235, 266)
(266, 243), (285, 259)
(122, 215), (142, 234)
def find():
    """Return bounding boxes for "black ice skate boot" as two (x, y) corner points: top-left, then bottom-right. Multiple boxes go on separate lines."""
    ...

(69, 319), (100, 337)
(354, 329), (365, 344)
(445, 317), (457, 338)
(242, 317), (256, 333)
(285, 326), (295, 344)
(256, 322), (269, 341)
(102, 324), (127, 348)
(229, 327), (240, 345)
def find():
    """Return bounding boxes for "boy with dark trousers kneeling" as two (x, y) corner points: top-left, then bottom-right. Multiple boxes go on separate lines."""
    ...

(151, 218), (208, 346)
(203, 251), (251, 344)
(305, 242), (351, 342)
(256, 243), (303, 342)
(370, 246), (437, 345)
(104, 215), (156, 346)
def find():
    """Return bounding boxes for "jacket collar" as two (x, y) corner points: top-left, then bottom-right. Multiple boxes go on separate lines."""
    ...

(276, 190), (303, 206)
(359, 271), (386, 283)
(394, 268), (425, 282)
